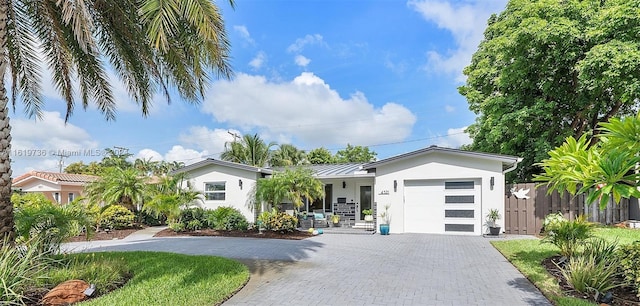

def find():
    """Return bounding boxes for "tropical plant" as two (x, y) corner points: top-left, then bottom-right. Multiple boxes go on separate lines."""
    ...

(206, 206), (248, 231)
(85, 167), (146, 211)
(542, 212), (565, 232)
(143, 175), (203, 223)
(12, 193), (94, 252)
(558, 255), (623, 300)
(0, 0), (235, 242)
(0, 238), (52, 305)
(265, 212), (298, 233)
(307, 147), (335, 164)
(486, 209), (501, 228)
(221, 134), (276, 167)
(270, 144), (307, 167)
(255, 167), (324, 210)
(331, 214), (340, 224)
(535, 115), (640, 210)
(98, 205), (135, 230)
(542, 215), (593, 258)
(362, 209), (373, 216)
(335, 144), (377, 163)
(378, 204), (390, 224)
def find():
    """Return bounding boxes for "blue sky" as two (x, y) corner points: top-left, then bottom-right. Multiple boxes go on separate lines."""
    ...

(11, 0), (508, 175)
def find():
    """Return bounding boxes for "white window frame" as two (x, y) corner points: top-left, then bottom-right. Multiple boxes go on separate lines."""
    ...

(204, 182), (226, 201)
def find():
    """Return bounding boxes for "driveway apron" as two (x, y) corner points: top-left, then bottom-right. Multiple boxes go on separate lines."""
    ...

(63, 232), (551, 306)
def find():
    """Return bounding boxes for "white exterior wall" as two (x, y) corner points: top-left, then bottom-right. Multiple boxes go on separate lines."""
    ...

(373, 152), (506, 234)
(319, 178), (375, 209)
(19, 180), (61, 192)
(184, 165), (260, 222)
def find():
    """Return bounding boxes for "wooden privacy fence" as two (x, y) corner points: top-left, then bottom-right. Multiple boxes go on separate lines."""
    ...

(504, 183), (630, 235)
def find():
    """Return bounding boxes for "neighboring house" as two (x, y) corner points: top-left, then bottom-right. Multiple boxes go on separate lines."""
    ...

(174, 146), (521, 235)
(12, 171), (99, 204)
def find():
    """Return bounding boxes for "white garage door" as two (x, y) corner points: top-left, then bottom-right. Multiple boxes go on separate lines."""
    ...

(404, 179), (480, 235)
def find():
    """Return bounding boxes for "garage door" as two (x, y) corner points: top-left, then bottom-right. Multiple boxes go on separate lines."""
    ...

(404, 179), (480, 235)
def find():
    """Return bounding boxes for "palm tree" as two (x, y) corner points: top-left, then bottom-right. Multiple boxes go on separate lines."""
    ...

(0, 0), (234, 241)
(270, 144), (307, 167)
(134, 157), (159, 176)
(144, 175), (203, 223)
(86, 167), (147, 211)
(221, 134), (276, 167)
(255, 167), (323, 211)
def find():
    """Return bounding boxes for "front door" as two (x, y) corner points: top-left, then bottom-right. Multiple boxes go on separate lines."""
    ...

(358, 185), (372, 221)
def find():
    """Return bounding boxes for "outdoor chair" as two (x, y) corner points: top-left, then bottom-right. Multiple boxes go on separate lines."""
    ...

(312, 210), (328, 228)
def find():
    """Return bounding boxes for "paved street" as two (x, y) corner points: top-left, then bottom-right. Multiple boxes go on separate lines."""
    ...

(63, 230), (550, 306)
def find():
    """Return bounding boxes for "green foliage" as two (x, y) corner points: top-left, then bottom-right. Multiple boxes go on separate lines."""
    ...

(135, 210), (166, 226)
(307, 147), (335, 164)
(220, 134), (276, 167)
(43, 254), (129, 296)
(335, 144), (377, 163)
(65, 161), (105, 175)
(143, 175), (204, 223)
(180, 207), (206, 226)
(486, 208), (501, 227)
(12, 193), (94, 252)
(98, 205), (135, 230)
(558, 255), (622, 299)
(535, 115), (640, 210)
(86, 167), (146, 210)
(258, 210), (297, 232)
(542, 212), (566, 232)
(168, 222), (185, 233)
(208, 207), (248, 231)
(617, 241), (640, 298)
(362, 209), (373, 216)
(270, 144), (307, 167)
(0, 238), (52, 305)
(460, 0), (640, 181)
(255, 167), (324, 209)
(542, 215), (593, 258)
(186, 220), (203, 231)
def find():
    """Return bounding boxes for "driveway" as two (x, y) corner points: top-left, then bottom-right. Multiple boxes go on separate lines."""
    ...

(63, 231), (550, 306)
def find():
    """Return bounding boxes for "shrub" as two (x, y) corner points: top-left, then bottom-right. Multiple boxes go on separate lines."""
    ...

(618, 241), (640, 298)
(257, 210), (274, 229)
(209, 207), (248, 231)
(542, 212), (565, 232)
(559, 254), (622, 299)
(265, 212), (298, 233)
(168, 222), (185, 232)
(135, 210), (166, 226)
(98, 205), (135, 230)
(581, 238), (618, 265)
(180, 207), (207, 228)
(542, 215), (592, 257)
(186, 219), (203, 231)
(0, 239), (52, 305)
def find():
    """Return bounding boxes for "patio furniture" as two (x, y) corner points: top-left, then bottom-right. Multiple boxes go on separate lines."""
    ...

(312, 210), (328, 228)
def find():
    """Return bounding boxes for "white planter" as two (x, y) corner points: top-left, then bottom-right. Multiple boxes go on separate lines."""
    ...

(364, 215), (374, 222)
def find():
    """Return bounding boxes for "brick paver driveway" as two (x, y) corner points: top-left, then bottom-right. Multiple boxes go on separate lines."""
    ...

(64, 232), (551, 306)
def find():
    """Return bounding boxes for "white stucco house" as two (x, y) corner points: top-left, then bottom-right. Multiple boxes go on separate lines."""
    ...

(173, 146), (521, 235)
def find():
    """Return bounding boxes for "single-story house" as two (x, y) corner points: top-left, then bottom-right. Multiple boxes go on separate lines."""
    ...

(173, 146), (521, 235)
(12, 171), (99, 204)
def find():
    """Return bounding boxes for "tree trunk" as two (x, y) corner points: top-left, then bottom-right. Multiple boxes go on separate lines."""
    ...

(0, 0), (13, 243)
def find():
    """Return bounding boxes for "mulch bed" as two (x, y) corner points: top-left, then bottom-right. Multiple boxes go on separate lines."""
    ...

(66, 228), (141, 242)
(154, 228), (314, 240)
(542, 255), (640, 305)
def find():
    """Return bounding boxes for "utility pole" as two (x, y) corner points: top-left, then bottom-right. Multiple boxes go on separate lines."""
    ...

(52, 152), (70, 173)
(227, 131), (240, 142)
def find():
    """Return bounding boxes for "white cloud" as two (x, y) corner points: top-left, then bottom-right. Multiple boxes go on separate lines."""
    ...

(408, 0), (507, 81)
(436, 126), (472, 148)
(384, 58), (408, 75)
(178, 126), (237, 157)
(11, 111), (100, 174)
(445, 105), (455, 113)
(135, 149), (163, 162)
(164, 145), (207, 164)
(233, 25), (255, 45)
(249, 51), (266, 70)
(202, 72), (417, 147)
(294, 55), (311, 67)
(287, 34), (326, 53)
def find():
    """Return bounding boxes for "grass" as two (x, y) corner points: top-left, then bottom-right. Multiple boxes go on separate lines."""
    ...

(49, 252), (249, 306)
(492, 227), (640, 306)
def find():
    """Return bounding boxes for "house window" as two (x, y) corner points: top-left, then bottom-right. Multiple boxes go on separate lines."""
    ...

(53, 192), (60, 203)
(445, 181), (474, 190)
(68, 193), (75, 203)
(445, 195), (475, 204)
(204, 182), (226, 201)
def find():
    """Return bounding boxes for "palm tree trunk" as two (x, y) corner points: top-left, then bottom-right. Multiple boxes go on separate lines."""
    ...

(0, 0), (15, 243)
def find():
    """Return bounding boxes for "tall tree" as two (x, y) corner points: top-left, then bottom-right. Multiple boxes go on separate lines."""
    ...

(86, 167), (147, 211)
(270, 144), (307, 167)
(335, 144), (377, 163)
(255, 167), (323, 211)
(0, 0), (234, 241)
(459, 0), (640, 181)
(220, 134), (276, 167)
(307, 147), (335, 164)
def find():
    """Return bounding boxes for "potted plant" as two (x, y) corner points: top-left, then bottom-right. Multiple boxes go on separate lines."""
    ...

(378, 204), (390, 235)
(362, 209), (374, 222)
(486, 208), (501, 236)
(330, 214), (340, 227)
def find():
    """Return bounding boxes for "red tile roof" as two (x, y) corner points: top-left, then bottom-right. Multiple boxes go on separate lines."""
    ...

(12, 171), (99, 185)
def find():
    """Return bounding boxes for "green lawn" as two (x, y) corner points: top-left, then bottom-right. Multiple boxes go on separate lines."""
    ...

(492, 227), (640, 306)
(67, 252), (249, 306)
